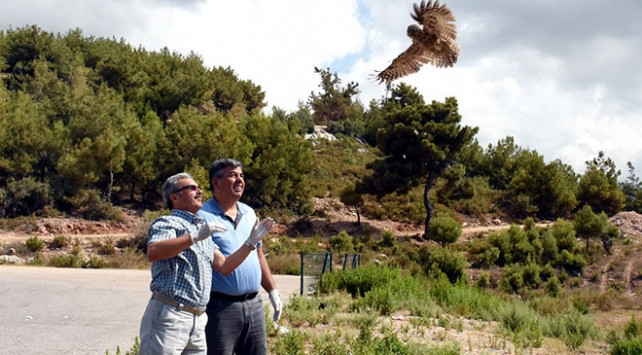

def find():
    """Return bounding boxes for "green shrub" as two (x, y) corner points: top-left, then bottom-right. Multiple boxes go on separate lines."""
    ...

(64, 188), (122, 221)
(26, 236), (46, 252)
(610, 337), (642, 355)
(273, 330), (306, 355)
(427, 214), (462, 246)
(474, 246), (500, 269)
(498, 301), (538, 333)
(549, 219), (577, 252)
(544, 311), (598, 351)
(624, 315), (642, 339)
(84, 256), (106, 268)
(499, 264), (524, 293)
(555, 250), (587, 274)
(545, 276), (561, 297)
(379, 230), (397, 248)
(329, 230), (353, 253)
(319, 264), (403, 298)
(49, 254), (82, 268)
(477, 272), (491, 289)
(522, 263), (542, 289)
(418, 246), (466, 283)
(1, 177), (52, 218)
(50, 235), (69, 249)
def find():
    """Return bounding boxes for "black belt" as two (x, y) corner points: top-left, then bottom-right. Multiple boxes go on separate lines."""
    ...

(211, 291), (258, 302)
(152, 293), (206, 316)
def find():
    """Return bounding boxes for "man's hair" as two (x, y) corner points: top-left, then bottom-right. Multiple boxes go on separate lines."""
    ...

(209, 158), (243, 192)
(161, 172), (193, 209)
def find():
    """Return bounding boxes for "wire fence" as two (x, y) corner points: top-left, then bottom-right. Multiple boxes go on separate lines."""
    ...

(299, 252), (360, 295)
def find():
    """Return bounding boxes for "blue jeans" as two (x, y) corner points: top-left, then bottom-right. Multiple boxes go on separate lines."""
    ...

(205, 294), (266, 355)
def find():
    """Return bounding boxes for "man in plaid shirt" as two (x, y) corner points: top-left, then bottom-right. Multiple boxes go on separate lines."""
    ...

(139, 172), (273, 354)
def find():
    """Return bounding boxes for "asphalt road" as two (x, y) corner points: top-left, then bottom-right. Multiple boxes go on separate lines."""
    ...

(0, 266), (301, 354)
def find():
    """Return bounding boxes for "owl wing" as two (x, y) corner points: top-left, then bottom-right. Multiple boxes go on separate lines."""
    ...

(376, 42), (431, 85)
(412, 0), (459, 66)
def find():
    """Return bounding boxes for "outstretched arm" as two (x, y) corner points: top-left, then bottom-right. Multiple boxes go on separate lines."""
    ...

(212, 245), (254, 275)
(212, 217), (275, 275)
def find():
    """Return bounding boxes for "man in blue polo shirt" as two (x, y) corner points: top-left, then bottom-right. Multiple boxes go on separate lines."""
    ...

(139, 172), (272, 354)
(198, 158), (282, 355)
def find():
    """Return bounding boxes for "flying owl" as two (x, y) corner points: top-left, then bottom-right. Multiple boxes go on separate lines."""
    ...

(375, 0), (460, 86)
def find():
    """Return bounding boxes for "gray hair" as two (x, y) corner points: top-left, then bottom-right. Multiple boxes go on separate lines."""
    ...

(161, 172), (193, 209)
(208, 158), (243, 191)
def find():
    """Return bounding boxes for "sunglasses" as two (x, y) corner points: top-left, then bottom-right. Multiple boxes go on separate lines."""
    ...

(172, 184), (199, 194)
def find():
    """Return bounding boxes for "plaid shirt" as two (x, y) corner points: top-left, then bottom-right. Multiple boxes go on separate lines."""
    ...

(147, 209), (218, 308)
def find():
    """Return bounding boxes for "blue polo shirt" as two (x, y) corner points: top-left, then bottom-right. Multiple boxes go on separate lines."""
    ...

(197, 198), (262, 295)
(147, 209), (217, 308)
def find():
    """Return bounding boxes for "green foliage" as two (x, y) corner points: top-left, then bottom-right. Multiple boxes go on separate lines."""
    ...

(418, 246), (466, 283)
(545, 276), (561, 297)
(427, 214), (462, 246)
(577, 151), (625, 215)
(308, 67), (363, 129)
(49, 253), (83, 268)
(0, 26), (271, 217)
(329, 230), (354, 253)
(487, 225), (537, 266)
(26, 236), (46, 251)
(0, 177), (52, 217)
(273, 330), (306, 355)
(243, 115), (315, 214)
(549, 219), (577, 252)
(50, 235), (69, 249)
(339, 183), (364, 224)
(106, 336), (140, 355)
(63, 188), (122, 221)
(610, 337), (642, 355)
(545, 311), (598, 350)
(318, 264), (405, 298)
(358, 86), (478, 236)
(555, 249), (587, 275)
(573, 204), (609, 251)
(624, 315), (642, 339)
(476, 272), (491, 289)
(620, 162), (642, 213)
(306, 136), (377, 199)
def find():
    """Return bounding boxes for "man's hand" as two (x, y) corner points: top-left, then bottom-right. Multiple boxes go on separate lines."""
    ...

(244, 217), (274, 249)
(268, 289), (283, 322)
(190, 222), (226, 244)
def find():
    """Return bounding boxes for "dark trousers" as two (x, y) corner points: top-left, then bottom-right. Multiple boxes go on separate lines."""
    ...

(205, 294), (266, 355)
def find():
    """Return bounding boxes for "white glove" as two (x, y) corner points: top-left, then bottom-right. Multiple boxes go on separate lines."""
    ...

(244, 218), (274, 249)
(268, 289), (283, 322)
(190, 222), (226, 244)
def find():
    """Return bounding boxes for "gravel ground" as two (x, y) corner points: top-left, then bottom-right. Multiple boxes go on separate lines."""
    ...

(0, 266), (300, 354)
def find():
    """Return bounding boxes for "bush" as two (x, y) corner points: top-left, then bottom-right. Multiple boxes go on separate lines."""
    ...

(64, 188), (122, 221)
(329, 230), (354, 253)
(555, 250), (587, 275)
(474, 246), (500, 268)
(0, 177), (52, 218)
(50, 235), (69, 249)
(427, 214), (462, 246)
(549, 219), (577, 252)
(477, 272), (491, 289)
(318, 264), (403, 297)
(610, 337), (642, 355)
(418, 246), (466, 283)
(49, 254), (83, 268)
(26, 236), (46, 252)
(545, 276), (561, 297)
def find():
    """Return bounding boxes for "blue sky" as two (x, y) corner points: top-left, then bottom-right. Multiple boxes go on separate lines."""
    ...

(2, 0), (641, 178)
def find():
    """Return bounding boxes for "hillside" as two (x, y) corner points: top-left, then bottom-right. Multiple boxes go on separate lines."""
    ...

(2, 198), (642, 301)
